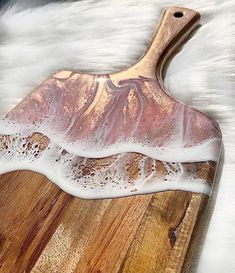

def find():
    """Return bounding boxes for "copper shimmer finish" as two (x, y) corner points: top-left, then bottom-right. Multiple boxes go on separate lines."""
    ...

(0, 7), (221, 273)
(0, 6), (221, 198)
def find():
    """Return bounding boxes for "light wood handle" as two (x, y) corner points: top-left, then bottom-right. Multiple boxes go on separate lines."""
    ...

(137, 7), (200, 76)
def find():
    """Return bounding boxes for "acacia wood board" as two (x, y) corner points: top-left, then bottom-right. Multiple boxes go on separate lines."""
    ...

(0, 7), (220, 273)
(0, 170), (208, 273)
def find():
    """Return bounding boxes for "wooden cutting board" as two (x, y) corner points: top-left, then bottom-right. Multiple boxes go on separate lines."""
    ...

(0, 7), (221, 273)
(0, 170), (209, 273)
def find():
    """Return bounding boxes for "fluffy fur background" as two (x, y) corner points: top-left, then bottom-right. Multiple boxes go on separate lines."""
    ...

(0, 0), (234, 272)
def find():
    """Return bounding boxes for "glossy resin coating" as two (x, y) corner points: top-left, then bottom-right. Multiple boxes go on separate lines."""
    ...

(0, 7), (222, 198)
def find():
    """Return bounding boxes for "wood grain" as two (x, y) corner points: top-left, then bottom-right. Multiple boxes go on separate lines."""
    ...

(0, 6), (220, 273)
(0, 171), (208, 273)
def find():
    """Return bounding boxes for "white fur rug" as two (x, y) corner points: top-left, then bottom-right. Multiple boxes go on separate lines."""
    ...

(0, 0), (234, 272)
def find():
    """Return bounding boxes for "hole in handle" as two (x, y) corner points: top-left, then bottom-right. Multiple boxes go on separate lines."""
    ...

(174, 11), (184, 18)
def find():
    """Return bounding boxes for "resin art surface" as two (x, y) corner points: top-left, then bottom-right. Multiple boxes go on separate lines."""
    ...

(0, 7), (222, 198)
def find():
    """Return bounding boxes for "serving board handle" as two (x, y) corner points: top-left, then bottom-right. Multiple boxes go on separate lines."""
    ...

(136, 7), (200, 76)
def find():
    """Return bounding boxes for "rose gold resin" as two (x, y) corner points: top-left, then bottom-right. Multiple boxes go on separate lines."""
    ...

(0, 7), (222, 198)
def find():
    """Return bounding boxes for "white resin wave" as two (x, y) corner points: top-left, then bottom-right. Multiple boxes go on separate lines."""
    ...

(0, 132), (213, 198)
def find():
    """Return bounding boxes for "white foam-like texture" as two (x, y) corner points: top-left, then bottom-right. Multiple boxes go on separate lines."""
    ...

(0, 133), (212, 198)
